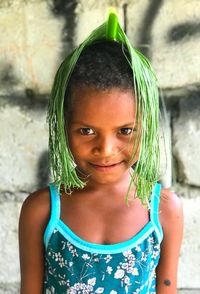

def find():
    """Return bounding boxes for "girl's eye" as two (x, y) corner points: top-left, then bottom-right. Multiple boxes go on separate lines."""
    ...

(119, 128), (134, 135)
(79, 128), (95, 135)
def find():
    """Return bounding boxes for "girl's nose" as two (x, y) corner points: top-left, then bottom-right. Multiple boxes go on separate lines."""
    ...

(92, 136), (118, 158)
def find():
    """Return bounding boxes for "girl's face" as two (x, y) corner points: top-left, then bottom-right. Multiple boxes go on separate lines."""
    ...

(67, 86), (139, 186)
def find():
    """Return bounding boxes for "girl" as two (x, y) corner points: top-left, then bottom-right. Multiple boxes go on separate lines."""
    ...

(19, 12), (183, 294)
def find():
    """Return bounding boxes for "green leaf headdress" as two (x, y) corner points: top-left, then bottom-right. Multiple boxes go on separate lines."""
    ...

(48, 10), (160, 205)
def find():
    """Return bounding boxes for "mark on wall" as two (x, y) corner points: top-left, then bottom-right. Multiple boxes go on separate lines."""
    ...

(0, 63), (19, 90)
(137, 0), (164, 58)
(172, 90), (200, 184)
(48, 0), (78, 58)
(168, 22), (200, 42)
(0, 95), (48, 111)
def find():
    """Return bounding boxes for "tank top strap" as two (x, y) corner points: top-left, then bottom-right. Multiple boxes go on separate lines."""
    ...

(150, 183), (163, 243)
(43, 183), (61, 249)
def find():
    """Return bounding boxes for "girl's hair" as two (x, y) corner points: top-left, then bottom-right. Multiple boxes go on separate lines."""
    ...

(64, 41), (134, 118)
(48, 13), (160, 205)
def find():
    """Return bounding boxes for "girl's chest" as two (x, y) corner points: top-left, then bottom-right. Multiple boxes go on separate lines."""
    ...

(60, 196), (149, 245)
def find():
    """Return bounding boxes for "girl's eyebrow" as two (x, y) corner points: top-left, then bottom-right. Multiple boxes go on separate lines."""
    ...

(70, 121), (136, 128)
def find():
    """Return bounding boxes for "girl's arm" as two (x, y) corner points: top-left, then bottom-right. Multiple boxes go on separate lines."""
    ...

(18, 189), (50, 294)
(156, 189), (184, 294)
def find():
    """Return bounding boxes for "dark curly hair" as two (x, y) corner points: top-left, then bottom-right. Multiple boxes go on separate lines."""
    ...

(64, 40), (134, 118)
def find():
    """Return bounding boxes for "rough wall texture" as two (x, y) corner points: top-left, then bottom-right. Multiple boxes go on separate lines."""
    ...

(0, 0), (199, 293)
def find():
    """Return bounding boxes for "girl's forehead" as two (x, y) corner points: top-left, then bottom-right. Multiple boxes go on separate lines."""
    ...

(69, 86), (136, 124)
(71, 86), (135, 107)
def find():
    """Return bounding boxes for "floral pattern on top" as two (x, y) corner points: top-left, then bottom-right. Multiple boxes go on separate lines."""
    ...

(44, 228), (161, 294)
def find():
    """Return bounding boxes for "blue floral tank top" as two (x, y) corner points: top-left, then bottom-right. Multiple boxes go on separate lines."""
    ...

(44, 183), (163, 294)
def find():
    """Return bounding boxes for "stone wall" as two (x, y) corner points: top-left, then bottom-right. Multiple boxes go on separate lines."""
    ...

(0, 0), (199, 293)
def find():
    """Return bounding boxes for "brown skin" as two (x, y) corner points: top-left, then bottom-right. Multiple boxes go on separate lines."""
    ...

(19, 86), (183, 293)
(156, 189), (183, 293)
(19, 189), (50, 294)
(67, 86), (139, 188)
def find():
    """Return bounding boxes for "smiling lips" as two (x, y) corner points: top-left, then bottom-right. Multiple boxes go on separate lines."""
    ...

(89, 161), (123, 172)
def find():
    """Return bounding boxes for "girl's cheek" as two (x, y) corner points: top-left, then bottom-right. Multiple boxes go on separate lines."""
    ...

(127, 140), (141, 161)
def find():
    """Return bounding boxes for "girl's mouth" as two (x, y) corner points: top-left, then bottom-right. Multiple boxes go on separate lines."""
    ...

(89, 162), (123, 172)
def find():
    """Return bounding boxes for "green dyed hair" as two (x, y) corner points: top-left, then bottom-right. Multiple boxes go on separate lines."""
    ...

(48, 11), (160, 204)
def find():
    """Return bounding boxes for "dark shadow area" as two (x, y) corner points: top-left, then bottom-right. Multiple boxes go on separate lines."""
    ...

(36, 150), (50, 189)
(0, 63), (20, 90)
(0, 94), (48, 111)
(137, 0), (163, 58)
(48, 0), (78, 59)
(168, 21), (200, 42)
(166, 86), (200, 185)
(161, 84), (200, 108)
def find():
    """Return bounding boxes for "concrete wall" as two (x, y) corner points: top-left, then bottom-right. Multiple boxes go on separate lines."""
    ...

(0, 0), (199, 293)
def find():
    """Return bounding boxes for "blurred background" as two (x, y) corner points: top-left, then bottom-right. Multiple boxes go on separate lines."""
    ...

(0, 0), (199, 293)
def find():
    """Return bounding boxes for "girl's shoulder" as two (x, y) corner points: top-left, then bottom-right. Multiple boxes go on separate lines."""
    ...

(155, 188), (184, 292)
(159, 188), (183, 230)
(19, 188), (51, 291)
(19, 187), (51, 233)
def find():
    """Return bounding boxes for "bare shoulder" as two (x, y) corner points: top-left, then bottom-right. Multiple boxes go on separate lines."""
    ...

(19, 187), (51, 233)
(19, 188), (51, 292)
(21, 187), (50, 208)
(155, 189), (184, 292)
(159, 188), (183, 230)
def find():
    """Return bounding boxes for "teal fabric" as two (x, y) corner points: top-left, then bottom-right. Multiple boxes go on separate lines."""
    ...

(44, 183), (163, 293)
